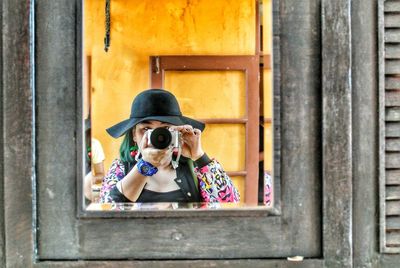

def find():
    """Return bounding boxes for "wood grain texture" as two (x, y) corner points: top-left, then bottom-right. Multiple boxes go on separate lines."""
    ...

(279, 0), (322, 257)
(385, 44), (400, 58)
(385, 13), (400, 28)
(386, 122), (400, 137)
(272, 0), (281, 211)
(386, 152), (400, 168)
(35, 0), (80, 259)
(352, 0), (379, 266)
(322, 0), (353, 267)
(385, 0), (400, 13)
(386, 232), (400, 246)
(385, 60), (400, 74)
(379, 255), (400, 267)
(386, 138), (400, 151)
(385, 76), (400, 89)
(2, 0), (33, 267)
(385, 29), (400, 43)
(386, 186), (400, 200)
(386, 107), (400, 121)
(387, 170), (400, 185)
(0, 0), (3, 265)
(385, 91), (400, 106)
(35, 259), (324, 268)
(386, 200), (400, 215)
(381, 0), (400, 254)
(387, 217), (400, 229)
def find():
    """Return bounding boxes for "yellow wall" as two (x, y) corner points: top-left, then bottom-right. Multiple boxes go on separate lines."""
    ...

(263, 0), (273, 173)
(84, 0), (273, 201)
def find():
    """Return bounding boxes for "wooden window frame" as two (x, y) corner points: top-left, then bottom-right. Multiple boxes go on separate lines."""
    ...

(149, 55), (268, 205)
(5, 0), (392, 266)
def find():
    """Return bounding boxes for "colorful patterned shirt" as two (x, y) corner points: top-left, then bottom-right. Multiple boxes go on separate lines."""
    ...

(99, 158), (240, 203)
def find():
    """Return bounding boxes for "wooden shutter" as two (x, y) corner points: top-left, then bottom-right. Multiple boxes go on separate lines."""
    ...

(379, 0), (400, 253)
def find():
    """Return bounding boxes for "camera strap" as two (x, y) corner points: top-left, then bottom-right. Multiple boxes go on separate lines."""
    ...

(171, 145), (182, 169)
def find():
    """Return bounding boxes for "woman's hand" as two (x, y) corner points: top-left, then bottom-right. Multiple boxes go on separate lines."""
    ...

(170, 125), (204, 161)
(138, 133), (173, 167)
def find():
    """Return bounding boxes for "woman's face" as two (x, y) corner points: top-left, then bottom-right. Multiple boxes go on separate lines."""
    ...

(133, 120), (173, 147)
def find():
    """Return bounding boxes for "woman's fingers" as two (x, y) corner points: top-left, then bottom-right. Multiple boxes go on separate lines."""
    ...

(142, 146), (173, 167)
(193, 128), (201, 136)
(139, 132), (149, 149)
(170, 125), (193, 133)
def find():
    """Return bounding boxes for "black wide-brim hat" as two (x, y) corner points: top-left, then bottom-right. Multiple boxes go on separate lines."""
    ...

(106, 89), (205, 138)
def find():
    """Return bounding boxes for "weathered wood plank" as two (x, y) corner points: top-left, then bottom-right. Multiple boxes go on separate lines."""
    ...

(279, 0), (322, 257)
(385, 13), (400, 28)
(386, 152), (400, 168)
(0, 0), (3, 264)
(278, 0), (322, 254)
(385, 1), (400, 12)
(386, 138), (400, 151)
(386, 107), (400, 121)
(3, 0), (33, 267)
(36, 0), (80, 259)
(386, 122), (400, 137)
(78, 216), (317, 259)
(386, 59), (400, 74)
(272, 34), (282, 209)
(379, 255), (400, 266)
(387, 170), (400, 185)
(386, 200), (400, 215)
(386, 44), (400, 58)
(322, 0), (352, 267)
(387, 217), (400, 230)
(386, 185), (400, 200)
(386, 76), (400, 89)
(386, 28), (400, 43)
(385, 90), (400, 106)
(386, 231), (400, 246)
(352, 0), (379, 266)
(35, 259), (325, 268)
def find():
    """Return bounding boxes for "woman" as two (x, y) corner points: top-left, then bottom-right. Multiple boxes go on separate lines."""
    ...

(99, 89), (240, 203)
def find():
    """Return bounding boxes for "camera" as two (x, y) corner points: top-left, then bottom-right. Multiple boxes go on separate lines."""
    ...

(147, 127), (180, 149)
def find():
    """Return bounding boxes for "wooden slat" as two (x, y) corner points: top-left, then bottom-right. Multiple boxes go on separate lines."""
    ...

(386, 200), (400, 215)
(387, 217), (400, 230)
(385, 90), (400, 106)
(385, 1), (400, 12)
(387, 170), (400, 185)
(382, 0), (400, 255)
(386, 138), (400, 151)
(386, 76), (400, 89)
(386, 60), (400, 74)
(226, 171), (247, 177)
(385, 13), (400, 28)
(386, 122), (400, 137)
(386, 107), (400, 121)
(386, 44), (400, 58)
(386, 186), (400, 200)
(385, 29), (400, 43)
(199, 118), (247, 124)
(386, 231), (400, 246)
(386, 152), (400, 168)
(322, 1), (353, 265)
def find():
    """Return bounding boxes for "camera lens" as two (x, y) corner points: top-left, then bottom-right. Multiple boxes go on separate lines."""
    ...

(150, 127), (172, 149)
